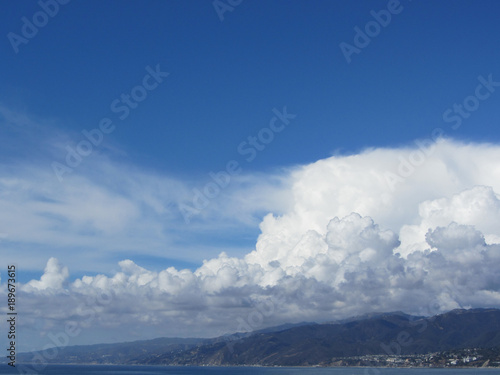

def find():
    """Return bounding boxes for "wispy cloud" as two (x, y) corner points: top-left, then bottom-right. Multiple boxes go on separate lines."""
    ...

(1, 107), (500, 352)
(0, 107), (290, 273)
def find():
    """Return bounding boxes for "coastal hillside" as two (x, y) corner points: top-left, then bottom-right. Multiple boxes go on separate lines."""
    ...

(16, 308), (500, 367)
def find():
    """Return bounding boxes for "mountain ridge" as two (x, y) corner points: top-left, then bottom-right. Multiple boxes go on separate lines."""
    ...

(14, 308), (500, 367)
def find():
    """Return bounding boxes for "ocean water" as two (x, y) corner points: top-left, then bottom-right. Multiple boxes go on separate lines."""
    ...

(0, 366), (499, 375)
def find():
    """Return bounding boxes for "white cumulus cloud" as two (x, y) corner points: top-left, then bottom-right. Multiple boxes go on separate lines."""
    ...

(3, 138), (500, 351)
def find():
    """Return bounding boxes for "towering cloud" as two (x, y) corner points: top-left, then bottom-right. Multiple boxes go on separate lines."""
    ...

(2, 139), (500, 350)
(23, 257), (69, 292)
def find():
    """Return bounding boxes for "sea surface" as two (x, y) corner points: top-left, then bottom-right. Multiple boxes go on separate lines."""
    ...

(0, 365), (499, 375)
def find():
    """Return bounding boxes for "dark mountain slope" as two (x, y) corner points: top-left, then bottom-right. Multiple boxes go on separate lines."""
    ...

(16, 308), (500, 366)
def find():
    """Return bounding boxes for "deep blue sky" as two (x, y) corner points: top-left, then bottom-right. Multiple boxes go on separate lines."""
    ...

(3, 1), (500, 351)
(2, 0), (499, 178)
(1, 0), (500, 282)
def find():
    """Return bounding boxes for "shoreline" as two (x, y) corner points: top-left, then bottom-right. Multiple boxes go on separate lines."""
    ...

(10, 362), (499, 369)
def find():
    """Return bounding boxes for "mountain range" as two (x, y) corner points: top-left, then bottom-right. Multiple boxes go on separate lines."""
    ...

(14, 308), (500, 366)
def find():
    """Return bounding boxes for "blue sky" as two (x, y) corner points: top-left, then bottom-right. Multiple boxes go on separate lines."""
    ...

(3, 1), (500, 175)
(1, 0), (500, 351)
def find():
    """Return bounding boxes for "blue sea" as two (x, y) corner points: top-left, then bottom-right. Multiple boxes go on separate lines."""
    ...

(0, 366), (499, 375)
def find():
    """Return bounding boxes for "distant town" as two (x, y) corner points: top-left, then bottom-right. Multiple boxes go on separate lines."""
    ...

(330, 347), (500, 368)
(9, 309), (500, 369)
